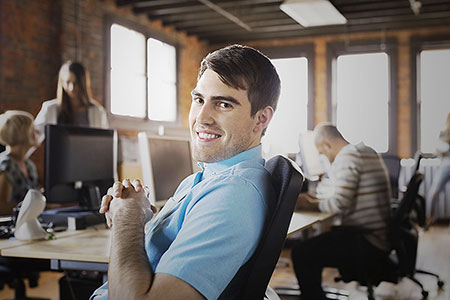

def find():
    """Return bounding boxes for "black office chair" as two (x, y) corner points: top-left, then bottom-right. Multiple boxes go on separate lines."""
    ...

(336, 171), (444, 300)
(0, 257), (50, 300)
(0, 207), (50, 300)
(381, 153), (401, 199)
(219, 155), (303, 299)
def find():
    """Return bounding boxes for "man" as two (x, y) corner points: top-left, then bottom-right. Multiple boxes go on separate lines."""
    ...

(90, 44), (281, 300)
(292, 123), (391, 300)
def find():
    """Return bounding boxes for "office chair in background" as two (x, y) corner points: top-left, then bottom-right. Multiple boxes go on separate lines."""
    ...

(0, 258), (50, 300)
(219, 155), (303, 299)
(381, 153), (401, 199)
(335, 170), (444, 300)
(0, 201), (50, 300)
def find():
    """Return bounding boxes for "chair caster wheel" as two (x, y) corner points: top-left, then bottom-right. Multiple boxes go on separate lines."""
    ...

(437, 280), (444, 289)
(421, 290), (429, 299)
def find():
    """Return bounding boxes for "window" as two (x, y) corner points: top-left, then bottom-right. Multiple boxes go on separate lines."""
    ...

(109, 23), (177, 123)
(418, 49), (450, 153)
(335, 52), (389, 153)
(260, 45), (314, 159)
(327, 40), (397, 154)
(262, 57), (309, 158)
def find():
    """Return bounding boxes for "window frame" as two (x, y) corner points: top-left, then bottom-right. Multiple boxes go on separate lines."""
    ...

(410, 35), (450, 154)
(326, 39), (398, 154)
(104, 16), (180, 131)
(260, 44), (315, 130)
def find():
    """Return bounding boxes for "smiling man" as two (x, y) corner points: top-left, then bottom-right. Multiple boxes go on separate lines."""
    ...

(90, 44), (281, 300)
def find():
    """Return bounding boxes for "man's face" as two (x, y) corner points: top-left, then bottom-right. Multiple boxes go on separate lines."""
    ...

(315, 140), (333, 163)
(189, 69), (260, 163)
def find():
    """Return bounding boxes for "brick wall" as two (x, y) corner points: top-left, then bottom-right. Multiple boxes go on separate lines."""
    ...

(1, 0), (450, 182)
(0, 0), (207, 184)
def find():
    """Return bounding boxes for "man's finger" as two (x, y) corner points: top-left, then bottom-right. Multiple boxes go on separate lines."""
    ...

(132, 179), (144, 192)
(112, 181), (124, 197)
(99, 194), (112, 214)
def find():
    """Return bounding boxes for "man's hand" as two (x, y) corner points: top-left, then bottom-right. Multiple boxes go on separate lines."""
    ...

(296, 193), (320, 211)
(99, 179), (157, 228)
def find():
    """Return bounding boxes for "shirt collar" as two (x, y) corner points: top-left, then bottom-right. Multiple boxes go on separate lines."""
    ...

(198, 145), (262, 178)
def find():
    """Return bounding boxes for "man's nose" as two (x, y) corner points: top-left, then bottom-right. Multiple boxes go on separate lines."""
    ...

(196, 104), (215, 125)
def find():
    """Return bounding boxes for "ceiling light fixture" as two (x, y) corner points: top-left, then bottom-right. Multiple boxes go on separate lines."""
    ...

(280, 0), (347, 28)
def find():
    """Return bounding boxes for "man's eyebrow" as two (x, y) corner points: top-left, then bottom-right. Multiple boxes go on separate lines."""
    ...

(191, 90), (242, 106)
(191, 90), (202, 97)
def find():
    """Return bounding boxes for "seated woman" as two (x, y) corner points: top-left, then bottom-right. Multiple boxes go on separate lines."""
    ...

(0, 111), (39, 216)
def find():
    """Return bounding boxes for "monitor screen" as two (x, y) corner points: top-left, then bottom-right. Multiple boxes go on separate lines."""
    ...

(297, 131), (325, 180)
(44, 124), (117, 209)
(138, 133), (194, 204)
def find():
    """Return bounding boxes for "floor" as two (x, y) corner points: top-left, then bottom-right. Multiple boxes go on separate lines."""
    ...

(269, 224), (450, 300)
(0, 224), (448, 300)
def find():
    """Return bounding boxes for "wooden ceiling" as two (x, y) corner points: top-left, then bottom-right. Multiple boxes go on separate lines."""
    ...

(116, 0), (450, 44)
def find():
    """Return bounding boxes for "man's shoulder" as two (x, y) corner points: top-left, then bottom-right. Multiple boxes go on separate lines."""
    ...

(224, 159), (271, 188)
(338, 143), (377, 160)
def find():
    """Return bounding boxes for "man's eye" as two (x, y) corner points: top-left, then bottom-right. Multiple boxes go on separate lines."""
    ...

(218, 102), (232, 109)
(193, 97), (204, 104)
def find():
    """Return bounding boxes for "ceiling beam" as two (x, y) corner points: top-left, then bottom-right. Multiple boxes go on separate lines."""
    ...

(197, 0), (252, 31)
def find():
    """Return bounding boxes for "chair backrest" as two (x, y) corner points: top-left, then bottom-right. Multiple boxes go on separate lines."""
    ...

(390, 172), (424, 276)
(381, 153), (401, 198)
(219, 155), (303, 299)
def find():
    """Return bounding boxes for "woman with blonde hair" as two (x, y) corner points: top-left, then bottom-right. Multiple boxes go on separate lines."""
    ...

(34, 61), (108, 144)
(428, 112), (450, 227)
(0, 110), (39, 215)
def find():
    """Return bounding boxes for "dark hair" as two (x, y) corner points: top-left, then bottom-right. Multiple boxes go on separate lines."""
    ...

(314, 123), (346, 143)
(56, 61), (93, 124)
(198, 44), (281, 116)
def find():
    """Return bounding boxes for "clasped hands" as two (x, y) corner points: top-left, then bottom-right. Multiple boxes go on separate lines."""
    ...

(99, 178), (157, 228)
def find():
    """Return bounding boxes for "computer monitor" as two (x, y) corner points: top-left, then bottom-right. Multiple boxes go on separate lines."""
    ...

(44, 124), (118, 210)
(297, 131), (325, 181)
(138, 132), (194, 205)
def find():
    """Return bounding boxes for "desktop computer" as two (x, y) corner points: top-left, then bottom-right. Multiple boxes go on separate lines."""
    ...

(138, 132), (195, 207)
(39, 124), (118, 228)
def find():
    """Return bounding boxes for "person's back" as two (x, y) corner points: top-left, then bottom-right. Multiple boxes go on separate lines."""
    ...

(330, 142), (391, 250)
(292, 124), (393, 300)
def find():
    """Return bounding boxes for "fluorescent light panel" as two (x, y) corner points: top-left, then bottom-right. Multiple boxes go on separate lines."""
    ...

(280, 0), (347, 27)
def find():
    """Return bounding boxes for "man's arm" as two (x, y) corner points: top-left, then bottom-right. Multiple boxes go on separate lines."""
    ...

(296, 193), (320, 211)
(103, 180), (205, 300)
(317, 154), (359, 213)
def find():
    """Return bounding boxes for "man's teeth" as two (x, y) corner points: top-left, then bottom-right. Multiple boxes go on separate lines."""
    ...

(198, 132), (220, 139)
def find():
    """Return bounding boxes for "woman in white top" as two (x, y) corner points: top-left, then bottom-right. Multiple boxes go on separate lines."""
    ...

(428, 112), (450, 227)
(34, 61), (109, 144)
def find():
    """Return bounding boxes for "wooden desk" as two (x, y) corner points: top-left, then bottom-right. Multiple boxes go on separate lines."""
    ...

(0, 228), (90, 255)
(1, 212), (333, 273)
(287, 211), (335, 236)
(1, 226), (110, 272)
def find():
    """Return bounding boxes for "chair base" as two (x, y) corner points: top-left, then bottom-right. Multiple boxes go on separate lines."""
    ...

(274, 285), (350, 299)
(6, 277), (50, 300)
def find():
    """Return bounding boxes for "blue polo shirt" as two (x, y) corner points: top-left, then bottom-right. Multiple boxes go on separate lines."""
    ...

(91, 145), (272, 300)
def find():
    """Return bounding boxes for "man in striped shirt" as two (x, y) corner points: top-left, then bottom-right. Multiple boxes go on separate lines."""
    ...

(291, 123), (391, 300)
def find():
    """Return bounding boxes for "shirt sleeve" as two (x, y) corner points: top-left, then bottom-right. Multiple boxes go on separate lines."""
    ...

(155, 176), (268, 300)
(318, 153), (360, 214)
(34, 101), (51, 145)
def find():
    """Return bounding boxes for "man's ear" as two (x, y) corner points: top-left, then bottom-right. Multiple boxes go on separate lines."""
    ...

(323, 140), (332, 151)
(253, 106), (274, 133)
